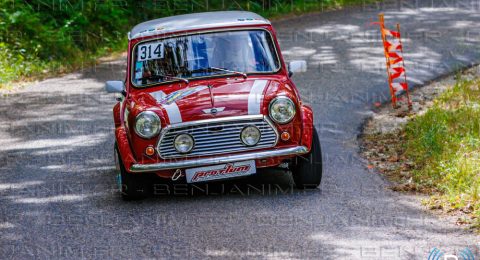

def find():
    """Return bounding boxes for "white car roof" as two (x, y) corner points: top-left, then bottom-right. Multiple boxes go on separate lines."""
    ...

(129, 11), (271, 40)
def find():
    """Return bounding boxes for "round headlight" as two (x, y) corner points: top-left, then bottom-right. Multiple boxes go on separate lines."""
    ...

(134, 111), (161, 139)
(269, 96), (296, 124)
(174, 133), (194, 153)
(240, 125), (261, 146)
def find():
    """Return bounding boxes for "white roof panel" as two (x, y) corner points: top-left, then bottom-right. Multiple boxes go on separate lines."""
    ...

(130, 11), (270, 40)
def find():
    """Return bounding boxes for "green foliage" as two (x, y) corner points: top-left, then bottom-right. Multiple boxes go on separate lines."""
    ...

(0, 0), (131, 85)
(0, 0), (370, 86)
(404, 78), (480, 221)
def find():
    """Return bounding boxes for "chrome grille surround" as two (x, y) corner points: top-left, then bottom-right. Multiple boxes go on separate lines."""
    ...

(157, 115), (278, 159)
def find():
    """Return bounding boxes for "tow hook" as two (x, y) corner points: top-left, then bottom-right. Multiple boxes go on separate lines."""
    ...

(171, 169), (183, 181)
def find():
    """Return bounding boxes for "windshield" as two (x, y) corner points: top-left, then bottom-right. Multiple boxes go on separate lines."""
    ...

(131, 30), (280, 87)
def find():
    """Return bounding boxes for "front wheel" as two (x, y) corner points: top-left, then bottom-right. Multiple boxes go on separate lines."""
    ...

(292, 126), (323, 189)
(115, 144), (149, 200)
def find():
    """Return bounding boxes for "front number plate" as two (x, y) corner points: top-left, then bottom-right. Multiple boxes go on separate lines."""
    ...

(185, 160), (256, 183)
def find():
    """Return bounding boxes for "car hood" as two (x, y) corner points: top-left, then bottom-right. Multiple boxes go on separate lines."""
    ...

(137, 79), (272, 124)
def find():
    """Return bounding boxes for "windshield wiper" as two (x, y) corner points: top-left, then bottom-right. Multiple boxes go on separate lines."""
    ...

(139, 74), (189, 85)
(196, 67), (248, 79)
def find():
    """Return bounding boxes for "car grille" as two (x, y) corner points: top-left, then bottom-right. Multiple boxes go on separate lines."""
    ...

(157, 116), (278, 159)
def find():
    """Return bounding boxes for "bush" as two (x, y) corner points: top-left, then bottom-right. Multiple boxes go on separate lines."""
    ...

(0, 1), (135, 84)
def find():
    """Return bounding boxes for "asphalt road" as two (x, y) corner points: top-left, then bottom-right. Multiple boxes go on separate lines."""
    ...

(2, 1), (480, 259)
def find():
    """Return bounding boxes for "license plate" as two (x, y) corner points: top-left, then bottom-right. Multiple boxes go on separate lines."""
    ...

(185, 160), (256, 183)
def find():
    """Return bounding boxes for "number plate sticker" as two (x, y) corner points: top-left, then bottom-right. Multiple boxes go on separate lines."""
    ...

(185, 160), (256, 183)
(137, 42), (164, 61)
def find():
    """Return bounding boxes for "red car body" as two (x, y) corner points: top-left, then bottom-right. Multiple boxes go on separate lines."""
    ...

(106, 12), (319, 197)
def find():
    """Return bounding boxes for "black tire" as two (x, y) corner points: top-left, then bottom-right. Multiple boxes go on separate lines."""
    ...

(114, 144), (149, 200)
(292, 126), (323, 189)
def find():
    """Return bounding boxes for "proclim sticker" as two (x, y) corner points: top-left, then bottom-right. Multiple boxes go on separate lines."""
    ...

(137, 42), (164, 62)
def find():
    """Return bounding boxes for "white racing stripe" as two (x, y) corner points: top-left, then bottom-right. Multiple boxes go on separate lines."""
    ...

(150, 91), (183, 124)
(248, 80), (268, 115)
(163, 103), (182, 124)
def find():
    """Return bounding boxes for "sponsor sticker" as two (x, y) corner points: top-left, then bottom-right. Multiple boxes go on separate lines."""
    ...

(159, 85), (208, 105)
(185, 160), (256, 183)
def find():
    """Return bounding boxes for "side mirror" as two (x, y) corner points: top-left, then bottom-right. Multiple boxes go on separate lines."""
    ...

(105, 81), (125, 94)
(288, 60), (307, 77)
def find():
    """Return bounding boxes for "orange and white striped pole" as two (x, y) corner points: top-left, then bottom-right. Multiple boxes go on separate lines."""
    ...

(378, 14), (397, 108)
(375, 13), (412, 109)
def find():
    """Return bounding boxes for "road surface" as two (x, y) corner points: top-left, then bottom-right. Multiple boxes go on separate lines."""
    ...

(1, 0), (480, 258)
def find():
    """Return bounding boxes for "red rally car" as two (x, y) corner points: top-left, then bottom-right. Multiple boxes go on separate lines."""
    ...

(105, 11), (322, 199)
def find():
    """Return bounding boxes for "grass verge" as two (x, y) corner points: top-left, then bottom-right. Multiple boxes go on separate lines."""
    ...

(405, 77), (480, 226)
(362, 73), (480, 228)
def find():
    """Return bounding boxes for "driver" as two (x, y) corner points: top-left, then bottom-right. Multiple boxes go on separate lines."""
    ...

(211, 32), (256, 72)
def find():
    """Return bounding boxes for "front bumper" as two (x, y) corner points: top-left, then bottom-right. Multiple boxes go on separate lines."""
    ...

(129, 146), (309, 173)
